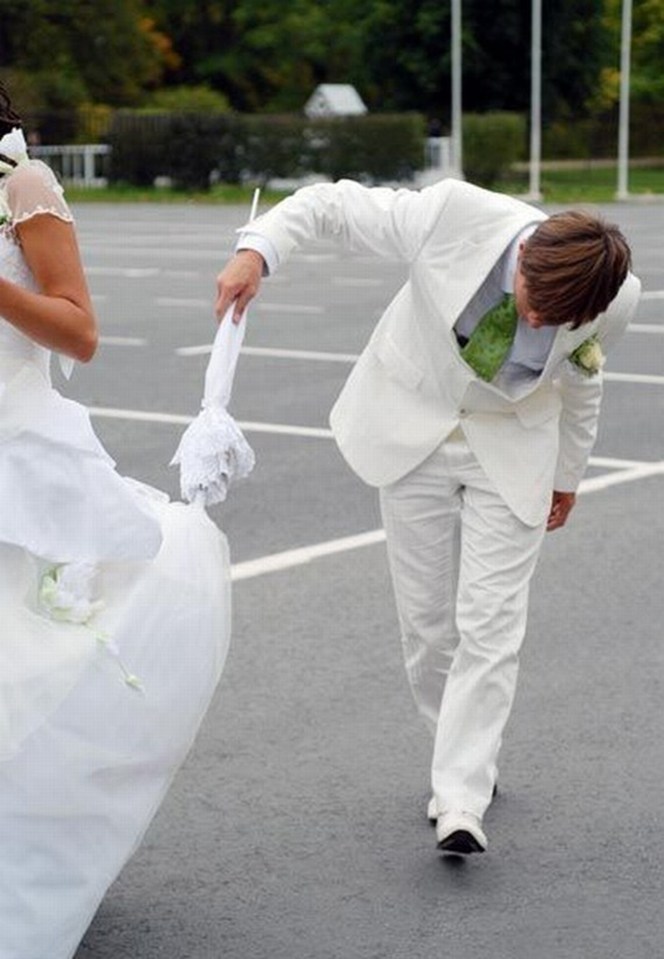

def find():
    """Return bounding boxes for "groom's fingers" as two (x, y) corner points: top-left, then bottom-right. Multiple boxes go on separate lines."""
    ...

(215, 251), (264, 322)
(214, 277), (248, 323)
(215, 284), (249, 323)
(546, 491), (576, 531)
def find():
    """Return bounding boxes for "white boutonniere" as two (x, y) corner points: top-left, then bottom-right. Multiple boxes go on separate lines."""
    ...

(569, 335), (605, 377)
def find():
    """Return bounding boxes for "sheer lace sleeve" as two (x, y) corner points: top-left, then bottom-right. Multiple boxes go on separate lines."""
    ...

(4, 160), (73, 227)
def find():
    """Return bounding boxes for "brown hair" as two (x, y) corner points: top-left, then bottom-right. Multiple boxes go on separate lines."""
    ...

(0, 81), (22, 139)
(520, 210), (632, 329)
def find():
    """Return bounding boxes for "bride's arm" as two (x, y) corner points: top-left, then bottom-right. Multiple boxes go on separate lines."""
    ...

(0, 213), (98, 362)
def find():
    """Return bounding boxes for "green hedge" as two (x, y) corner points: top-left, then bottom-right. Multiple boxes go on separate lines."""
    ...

(312, 114), (424, 182)
(542, 103), (664, 160)
(462, 112), (527, 186)
(107, 111), (426, 189)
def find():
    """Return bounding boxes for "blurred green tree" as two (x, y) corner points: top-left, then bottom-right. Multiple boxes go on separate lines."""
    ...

(360, 0), (608, 121)
(594, 0), (664, 107)
(146, 0), (609, 121)
(3, 0), (661, 125)
(143, 0), (365, 111)
(0, 0), (172, 107)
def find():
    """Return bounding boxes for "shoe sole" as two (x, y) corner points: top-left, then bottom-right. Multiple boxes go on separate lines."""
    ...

(437, 829), (485, 855)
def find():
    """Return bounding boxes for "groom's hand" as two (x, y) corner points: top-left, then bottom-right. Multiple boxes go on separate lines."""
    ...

(215, 250), (265, 323)
(547, 490), (576, 531)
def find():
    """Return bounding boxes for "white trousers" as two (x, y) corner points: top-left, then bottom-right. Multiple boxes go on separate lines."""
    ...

(379, 430), (546, 819)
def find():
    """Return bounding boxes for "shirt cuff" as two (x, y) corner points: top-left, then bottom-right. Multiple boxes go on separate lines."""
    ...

(236, 232), (279, 275)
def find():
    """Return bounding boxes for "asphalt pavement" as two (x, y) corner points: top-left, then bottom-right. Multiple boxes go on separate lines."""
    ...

(68, 197), (664, 959)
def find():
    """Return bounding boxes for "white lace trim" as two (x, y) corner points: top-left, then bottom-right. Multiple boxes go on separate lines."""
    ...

(11, 205), (74, 226)
(170, 405), (255, 506)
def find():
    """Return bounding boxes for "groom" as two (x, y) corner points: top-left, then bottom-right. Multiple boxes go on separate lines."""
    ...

(215, 177), (639, 855)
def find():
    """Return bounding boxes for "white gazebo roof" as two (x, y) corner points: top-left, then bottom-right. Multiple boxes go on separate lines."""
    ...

(304, 84), (368, 118)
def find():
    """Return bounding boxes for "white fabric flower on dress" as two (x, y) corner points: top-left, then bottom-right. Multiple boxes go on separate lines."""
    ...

(39, 563), (103, 624)
(39, 564), (144, 691)
(569, 335), (605, 377)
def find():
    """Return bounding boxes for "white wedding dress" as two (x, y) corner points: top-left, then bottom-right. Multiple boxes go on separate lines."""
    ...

(0, 148), (231, 958)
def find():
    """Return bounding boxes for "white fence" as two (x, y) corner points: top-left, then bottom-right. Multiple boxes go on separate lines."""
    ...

(30, 139), (451, 189)
(30, 144), (110, 188)
(425, 136), (454, 173)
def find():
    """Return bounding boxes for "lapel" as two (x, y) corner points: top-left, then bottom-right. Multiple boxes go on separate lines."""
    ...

(500, 315), (602, 402)
(435, 215), (546, 332)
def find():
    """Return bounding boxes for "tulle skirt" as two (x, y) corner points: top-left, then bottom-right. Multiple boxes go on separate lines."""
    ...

(0, 497), (231, 959)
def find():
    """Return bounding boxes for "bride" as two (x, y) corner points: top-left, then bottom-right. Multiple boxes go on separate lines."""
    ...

(0, 85), (231, 958)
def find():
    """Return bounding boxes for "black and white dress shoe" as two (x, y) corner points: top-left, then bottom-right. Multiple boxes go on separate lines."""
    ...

(436, 811), (487, 855)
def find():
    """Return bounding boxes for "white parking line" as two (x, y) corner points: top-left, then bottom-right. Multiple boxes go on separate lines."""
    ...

(255, 303), (325, 315)
(579, 461), (664, 494)
(86, 267), (160, 278)
(87, 247), (228, 261)
(176, 344), (215, 357)
(174, 340), (664, 388)
(293, 253), (339, 263)
(604, 371), (664, 385)
(331, 277), (384, 288)
(85, 398), (664, 579)
(239, 420), (333, 439)
(230, 458), (664, 582)
(156, 297), (211, 309)
(90, 407), (192, 425)
(231, 529), (387, 581)
(89, 407), (333, 438)
(628, 323), (664, 334)
(241, 346), (358, 362)
(176, 344), (359, 361)
(640, 290), (664, 300)
(591, 455), (654, 469)
(99, 336), (147, 347)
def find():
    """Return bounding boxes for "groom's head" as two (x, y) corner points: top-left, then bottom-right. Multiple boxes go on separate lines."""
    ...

(517, 211), (632, 330)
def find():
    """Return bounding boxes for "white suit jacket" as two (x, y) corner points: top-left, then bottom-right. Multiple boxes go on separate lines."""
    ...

(245, 178), (640, 526)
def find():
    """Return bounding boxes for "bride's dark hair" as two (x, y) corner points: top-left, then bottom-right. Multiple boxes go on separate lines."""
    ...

(0, 81), (23, 138)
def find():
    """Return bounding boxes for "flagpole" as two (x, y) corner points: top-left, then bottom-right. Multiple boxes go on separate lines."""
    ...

(616, 0), (633, 199)
(451, 0), (463, 178)
(528, 0), (542, 200)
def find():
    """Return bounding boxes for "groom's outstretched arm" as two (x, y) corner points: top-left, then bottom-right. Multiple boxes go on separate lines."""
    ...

(215, 249), (265, 323)
(215, 178), (457, 323)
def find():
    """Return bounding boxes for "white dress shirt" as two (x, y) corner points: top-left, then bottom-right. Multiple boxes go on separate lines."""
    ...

(454, 227), (556, 393)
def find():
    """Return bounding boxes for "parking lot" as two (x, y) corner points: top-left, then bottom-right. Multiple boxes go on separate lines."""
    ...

(72, 198), (664, 959)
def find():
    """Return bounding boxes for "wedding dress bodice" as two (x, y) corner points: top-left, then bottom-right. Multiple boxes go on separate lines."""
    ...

(0, 155), (74, 381)
(0, 157), (163, 564)
(0, 234), (51, 385)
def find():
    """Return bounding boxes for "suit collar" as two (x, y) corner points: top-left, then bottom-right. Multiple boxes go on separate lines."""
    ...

(439, 216), (546, 329)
